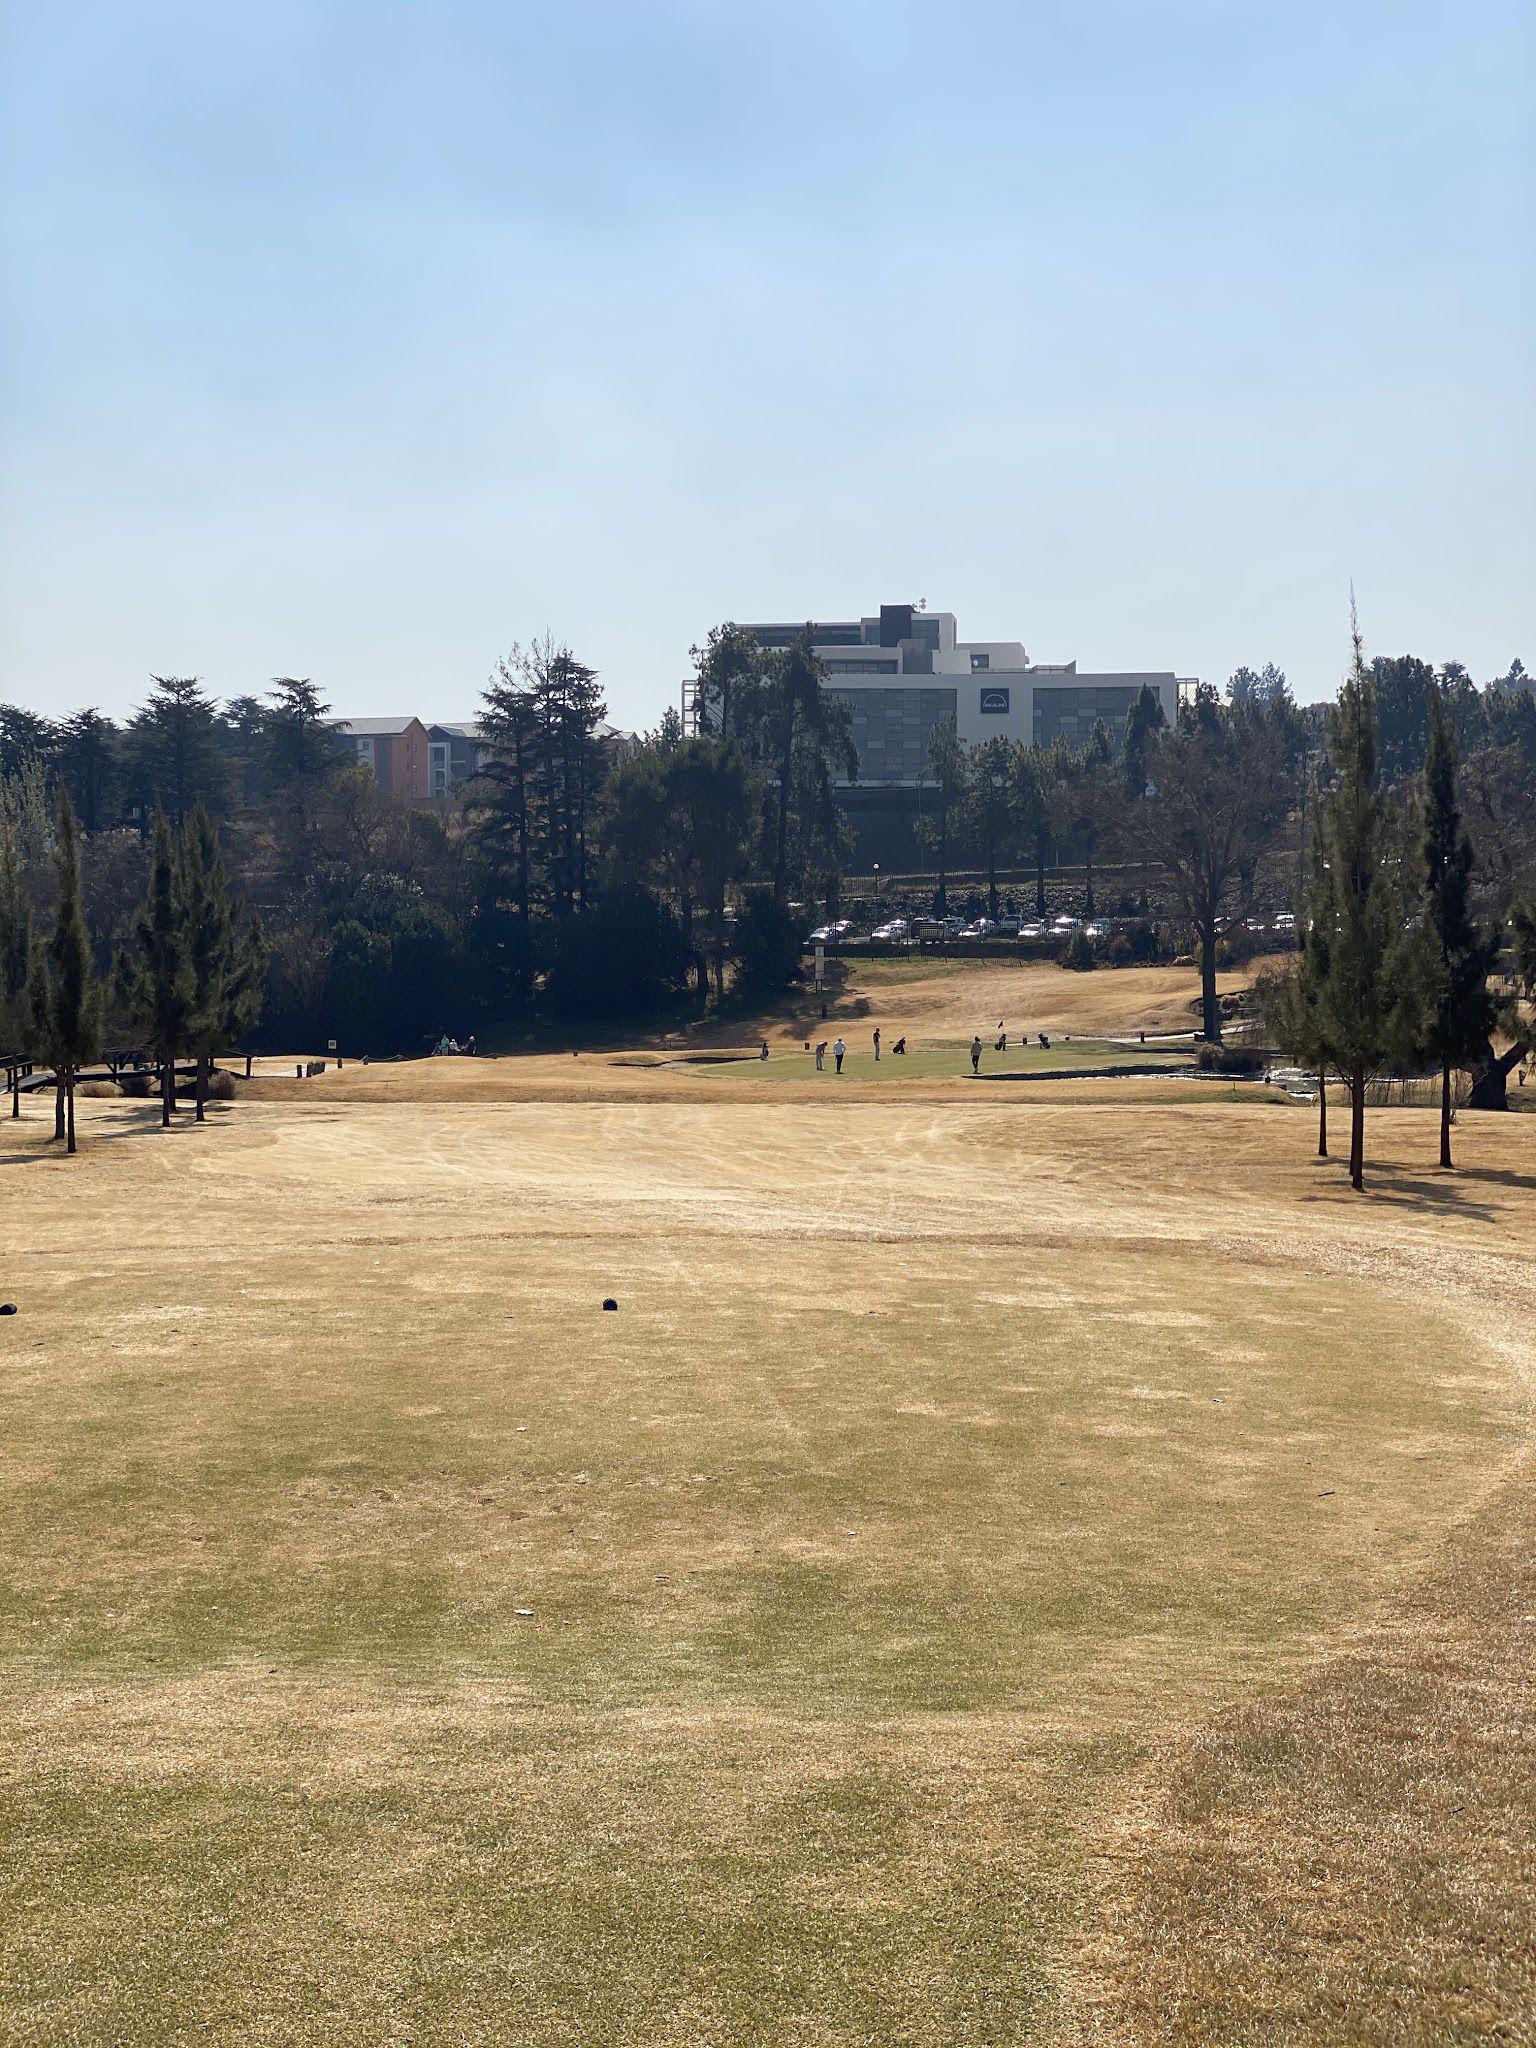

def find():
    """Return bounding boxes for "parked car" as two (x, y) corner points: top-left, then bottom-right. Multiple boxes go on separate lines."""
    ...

(871, 919), (912, 942)
(1272, 911), (1297, 934)
(1051, 915), (1084, 934)
(1018, 920), (1047, 940)
(991, 917), (1022, 937)
(959, 919), (996, 939)
(1084, 919), (1111, 940)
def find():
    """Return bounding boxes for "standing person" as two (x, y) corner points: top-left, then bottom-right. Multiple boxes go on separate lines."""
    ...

(833, 1036), (846, 1075)
(995, 1027), (1007, 1052)
(815, 1040), (827, 1071)
(759, 1039), (769, 1061)
(970, 1035), (982, 1075)
(873, 1026), (881, 1062)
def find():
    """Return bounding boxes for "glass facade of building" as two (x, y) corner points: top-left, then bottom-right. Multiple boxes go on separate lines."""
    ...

(825, 685), (958, 784)
(1033, 684), (1141, 751)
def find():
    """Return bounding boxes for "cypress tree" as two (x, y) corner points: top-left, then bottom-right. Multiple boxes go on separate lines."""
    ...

(0, 807), (34, 1118)
(1260, 832), (1335, 1159)
(31, 792), (100, 1154)
(1418, 681), (1498, 1169)
(180, 805), (236, 1123)
(130, 809), (193, 1127)
(1314, 619), (1416, 1191)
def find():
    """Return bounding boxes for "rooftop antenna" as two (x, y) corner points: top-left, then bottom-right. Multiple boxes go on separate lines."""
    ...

(917, 597), (927, 611)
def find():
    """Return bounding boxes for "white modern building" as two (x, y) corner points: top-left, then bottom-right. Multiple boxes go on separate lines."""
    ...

(715, 603), (1185, 785)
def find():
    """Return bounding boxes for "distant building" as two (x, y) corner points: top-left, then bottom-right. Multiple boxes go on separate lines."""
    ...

(338, 717), (640, 801)
(333, 717), (430, 800)
(685, 601), (1191, 866)
(426, 722), (492, 798)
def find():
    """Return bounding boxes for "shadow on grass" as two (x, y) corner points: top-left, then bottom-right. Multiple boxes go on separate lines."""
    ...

(1299, 1156), (1535, 1225)
(0, 1101), (233, 1167)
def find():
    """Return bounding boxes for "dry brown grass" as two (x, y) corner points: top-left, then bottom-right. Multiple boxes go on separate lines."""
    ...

(1075, 1462), (1535, 2046)
(1, 1021), (1532, 2042)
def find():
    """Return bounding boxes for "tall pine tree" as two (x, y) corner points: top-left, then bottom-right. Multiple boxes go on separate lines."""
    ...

(1314, 617), (1416, 1191)
(31, 792), (101, 1154)
(179, 805), (238, 1123)
(1418, 679), (1497, 1169)
(129, 810), (193, 1127)
(1, 800), (36, 1118)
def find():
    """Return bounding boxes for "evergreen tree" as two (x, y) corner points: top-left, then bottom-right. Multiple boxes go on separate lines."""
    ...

(0, 802), (36, 1118)
(666, 738), (759, 1001)
(1123, 681), (1167, 797)
(917, 716), (967, 915)
(470, 650), (541, 988)
(1315, 619), (1417, 1190)
(768, 628), (824, 904)
(690, 624), (771, 749)
(179, 805), (239, 1122)
(31, 792), (101, 1153)
(1013, 744), (1063, 917)
(1260, 836), (1334, 1158)
(265, 677), (338, 875)
(963, 736), (1019, 920)
(516, 637), (605, 920)
(1066, 722), (1115, 915)
(55, 709), (121, 834)
(0, 705), (56, 779)
(129, 810), (194, 1126)
(128, 676), (230, 831)
(1418, 679), (1498, 1168)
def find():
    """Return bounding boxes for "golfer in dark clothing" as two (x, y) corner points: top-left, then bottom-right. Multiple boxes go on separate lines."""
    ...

(970, 1035), (982, 1074)
(873, 1026), (881, 1062)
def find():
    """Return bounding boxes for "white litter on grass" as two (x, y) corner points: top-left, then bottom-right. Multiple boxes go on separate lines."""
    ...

(514, 1608), (534, 1618)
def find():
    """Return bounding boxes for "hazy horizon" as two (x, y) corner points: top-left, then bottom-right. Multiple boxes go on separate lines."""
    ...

(3, 1), (1533, 728)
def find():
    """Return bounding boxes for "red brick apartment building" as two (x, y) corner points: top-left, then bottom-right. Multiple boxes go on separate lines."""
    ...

(333, 718), (431, 800)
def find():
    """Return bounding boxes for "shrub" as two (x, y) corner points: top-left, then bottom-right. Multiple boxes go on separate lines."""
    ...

(1195, 1042), (1265, 1075)
(545, 888), (688, 1021)
(1058, 931), (1097, 972)
(732, 894), (805, 997)
(1105, 920), (1160, 968)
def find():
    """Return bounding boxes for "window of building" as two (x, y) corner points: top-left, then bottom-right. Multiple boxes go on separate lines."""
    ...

(970, 651), (990, 671)
(824, 685), (958, 784)
(1032, 685), (1142, 752)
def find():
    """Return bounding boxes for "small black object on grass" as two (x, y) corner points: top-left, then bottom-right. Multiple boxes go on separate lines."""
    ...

(602, 1298), (618, 1312)
(0, 1304), (16, 1316)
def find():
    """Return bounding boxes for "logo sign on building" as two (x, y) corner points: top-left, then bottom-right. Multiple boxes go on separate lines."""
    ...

(979, 686), (1011, 714)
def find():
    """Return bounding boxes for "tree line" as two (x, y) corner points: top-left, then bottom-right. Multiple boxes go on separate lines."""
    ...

(1258, 617), (1534, 1189)
(0, 626), (1531, 1161)
(1, 789), (263, 1153)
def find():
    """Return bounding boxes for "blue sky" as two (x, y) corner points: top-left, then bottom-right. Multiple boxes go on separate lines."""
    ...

(2, 0), (1532, 724)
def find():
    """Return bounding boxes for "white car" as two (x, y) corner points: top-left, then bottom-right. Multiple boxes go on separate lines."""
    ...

(1084, 920), (1111, 939)
(1051, 915), (1084, 934)
(871, 919), (911, 941)
(1018, 921), (1047, 940)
